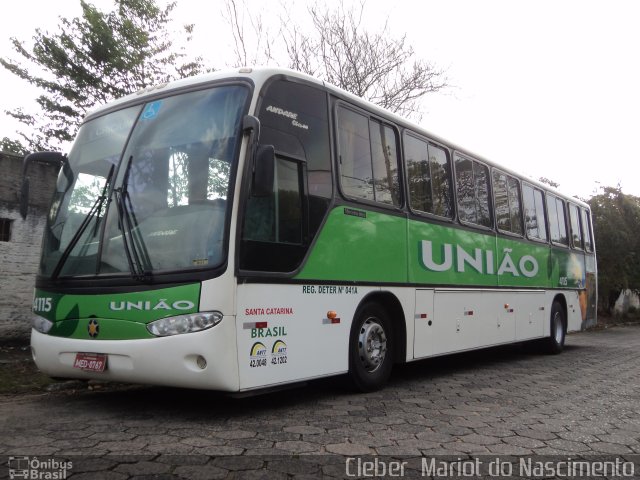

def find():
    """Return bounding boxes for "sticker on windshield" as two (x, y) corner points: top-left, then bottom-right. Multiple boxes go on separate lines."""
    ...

(141, 100), (163, 120)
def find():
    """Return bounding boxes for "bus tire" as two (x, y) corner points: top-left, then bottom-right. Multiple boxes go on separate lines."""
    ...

(543, 301), (566, 354)
(348, 302), (394, 392)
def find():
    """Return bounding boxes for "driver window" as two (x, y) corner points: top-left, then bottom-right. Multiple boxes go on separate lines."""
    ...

(240, 155), (306, 273)
(243, 157), (302, 244)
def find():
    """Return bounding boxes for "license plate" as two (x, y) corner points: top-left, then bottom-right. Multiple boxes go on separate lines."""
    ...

(73, 352), (107, 372)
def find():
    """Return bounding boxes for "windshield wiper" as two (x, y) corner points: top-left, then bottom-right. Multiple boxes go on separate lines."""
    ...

(51, 164), (115, 280)
(113, 155), (152, 282)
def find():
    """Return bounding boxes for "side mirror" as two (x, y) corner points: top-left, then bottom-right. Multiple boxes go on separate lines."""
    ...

(20, 151), (65, 219)
(252, 145), (275, 197)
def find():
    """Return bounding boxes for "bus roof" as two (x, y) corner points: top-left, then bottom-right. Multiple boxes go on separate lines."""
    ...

(84, 66), (589, 209)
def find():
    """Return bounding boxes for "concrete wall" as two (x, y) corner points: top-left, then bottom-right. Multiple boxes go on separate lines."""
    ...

(0, 152), (57, 341)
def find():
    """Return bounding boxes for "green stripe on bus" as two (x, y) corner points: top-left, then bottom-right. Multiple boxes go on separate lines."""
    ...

(297, 207), (586, 289)
(296, 207), (408, 282)
(33, 283), (201, 326)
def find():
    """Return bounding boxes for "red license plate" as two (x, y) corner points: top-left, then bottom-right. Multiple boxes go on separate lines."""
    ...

(73, 352), (107, 372)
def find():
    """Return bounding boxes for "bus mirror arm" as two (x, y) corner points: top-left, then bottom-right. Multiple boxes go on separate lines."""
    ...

(20, 151), (66, 219)
(242, 114), (260, 138)
(242, 115), (261, 161)
(242, 115), (274, 197)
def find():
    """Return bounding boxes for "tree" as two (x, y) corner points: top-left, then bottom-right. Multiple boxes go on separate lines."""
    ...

(0, 0), (205, 152)
(1, 137), (28, 156)
(224, 0), (448, 120)
(538, 176), (560, 188)
(588, 185), (640, 312)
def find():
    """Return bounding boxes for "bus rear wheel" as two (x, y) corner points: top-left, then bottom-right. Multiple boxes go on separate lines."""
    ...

(543, 301), (566, 354)
(348, 302), (394, 392)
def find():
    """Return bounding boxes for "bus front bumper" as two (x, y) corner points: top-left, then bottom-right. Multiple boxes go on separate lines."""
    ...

(30, 317), (240, 391)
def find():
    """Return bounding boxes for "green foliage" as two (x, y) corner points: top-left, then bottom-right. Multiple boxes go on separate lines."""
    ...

(1, 137), (28, 156)
(0, 0), (205, 151)
(588, 186), (640, 312)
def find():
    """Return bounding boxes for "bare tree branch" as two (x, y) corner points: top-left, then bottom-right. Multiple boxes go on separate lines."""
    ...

(223, 0), (275, 67)
(222, 0), (448, 120)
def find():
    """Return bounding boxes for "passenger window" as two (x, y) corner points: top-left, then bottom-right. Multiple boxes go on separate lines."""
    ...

(430, 146), (452, 217)
(369, 120), (400, 205)
(547, 195), (568, 245)
(581, 208), (593, 252)
(337, 107), (373, 201)
(405, 133), (452, 218)
(522, 184), (548, 241)
(492, 170), (523, 235)
(337, 105), (400, 206)
(507, 178), (523, 235)
(568, 203), (583, 249)
(455, 154), (491, 227)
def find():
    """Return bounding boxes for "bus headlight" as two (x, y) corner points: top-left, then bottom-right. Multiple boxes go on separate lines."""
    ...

(32, 315), (53, 334)
(147, 311), (223, 337)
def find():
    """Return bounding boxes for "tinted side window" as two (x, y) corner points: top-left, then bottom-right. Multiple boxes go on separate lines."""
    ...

(475, 164), (491, 227)
(557, 199), (568, 245)
(523, 184), (548, 241)
(493, 171), (523, 235)
(455, 154), (491, 228)
(369, 120), (400, 205)
(405, 134), (431, 212)
(493, 171), (510, 231)
(456, 156), (474, 223)
(581, 208), (594, 252)
(337, 105), (400, 207)
(548, 195), (568, 245)
(534, 188), (548, 240)
(405, 134), (452, 218)
(568, 203), (583, 249)
(507, 178), (523, 235)
(338, 107), (373, 201)
(429, 145), (453, 217)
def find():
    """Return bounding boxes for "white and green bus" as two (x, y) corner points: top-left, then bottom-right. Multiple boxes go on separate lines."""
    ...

(24, 68), (596, 392)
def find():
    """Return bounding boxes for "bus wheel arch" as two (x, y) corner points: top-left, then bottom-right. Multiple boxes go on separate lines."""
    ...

(347, 292), (407, 392)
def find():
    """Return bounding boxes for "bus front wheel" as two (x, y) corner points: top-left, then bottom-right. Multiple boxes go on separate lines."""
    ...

(543, 301), (566, 354)
(348, 302), (394, 392)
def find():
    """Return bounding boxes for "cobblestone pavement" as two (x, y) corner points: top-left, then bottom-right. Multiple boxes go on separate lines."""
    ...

(1, 325), (639, 479)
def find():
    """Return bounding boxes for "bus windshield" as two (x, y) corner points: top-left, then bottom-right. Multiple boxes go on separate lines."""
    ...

(40, 84), (249, 279)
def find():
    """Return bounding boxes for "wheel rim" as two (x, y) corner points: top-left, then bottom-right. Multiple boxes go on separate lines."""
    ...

(357, 317), (387, 373)
(553, 312), (564, 344)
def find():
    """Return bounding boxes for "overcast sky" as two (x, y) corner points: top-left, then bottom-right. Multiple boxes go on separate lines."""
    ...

(1, 0), (639, 199)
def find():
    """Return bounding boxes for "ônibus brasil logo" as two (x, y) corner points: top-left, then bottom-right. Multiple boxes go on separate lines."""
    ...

(420, 240), (539, 278)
